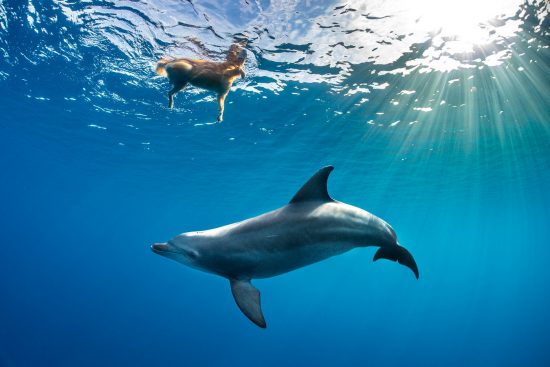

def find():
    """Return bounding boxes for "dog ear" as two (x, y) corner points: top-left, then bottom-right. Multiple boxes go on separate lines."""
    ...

(226, 44), (238, 61)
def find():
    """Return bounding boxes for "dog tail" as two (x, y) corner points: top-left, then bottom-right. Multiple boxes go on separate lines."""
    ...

(156, 57), (171, 76)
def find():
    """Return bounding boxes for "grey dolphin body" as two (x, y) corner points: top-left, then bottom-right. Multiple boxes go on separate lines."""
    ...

(152, 166), (419, 328)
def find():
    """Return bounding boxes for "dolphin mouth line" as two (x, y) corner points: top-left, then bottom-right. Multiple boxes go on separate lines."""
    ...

(151, 243), (177, 254)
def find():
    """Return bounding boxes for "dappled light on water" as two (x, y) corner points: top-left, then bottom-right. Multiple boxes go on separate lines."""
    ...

(0, 0), (548, 168)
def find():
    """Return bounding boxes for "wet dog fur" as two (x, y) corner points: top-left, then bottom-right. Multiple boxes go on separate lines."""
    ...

(156, 44), (246, 122)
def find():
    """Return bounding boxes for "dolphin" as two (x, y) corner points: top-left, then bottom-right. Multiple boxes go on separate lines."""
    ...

(152, 166), (419, 328)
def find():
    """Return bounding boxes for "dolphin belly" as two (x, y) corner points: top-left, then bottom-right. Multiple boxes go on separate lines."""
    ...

(241, 240), (353, 279)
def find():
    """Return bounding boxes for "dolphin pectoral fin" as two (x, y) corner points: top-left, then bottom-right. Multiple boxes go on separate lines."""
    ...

(230, 279), (267, 328)
(290, 166), (334, 204)
(373, 245), (420, 279)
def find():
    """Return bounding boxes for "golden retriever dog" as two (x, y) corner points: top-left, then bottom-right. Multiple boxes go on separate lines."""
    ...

(156, 44), (246, 122)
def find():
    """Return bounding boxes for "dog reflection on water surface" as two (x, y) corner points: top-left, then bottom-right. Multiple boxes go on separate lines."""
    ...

(156, 44), (246, 122)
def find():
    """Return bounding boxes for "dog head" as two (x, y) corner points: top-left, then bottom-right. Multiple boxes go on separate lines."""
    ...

(226, 43), (247, 66)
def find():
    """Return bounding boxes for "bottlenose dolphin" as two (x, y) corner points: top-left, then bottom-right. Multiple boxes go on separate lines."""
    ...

(152, 166), (419, 328)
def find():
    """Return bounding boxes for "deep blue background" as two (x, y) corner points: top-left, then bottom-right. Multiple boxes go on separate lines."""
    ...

(1, 1), (550, 366)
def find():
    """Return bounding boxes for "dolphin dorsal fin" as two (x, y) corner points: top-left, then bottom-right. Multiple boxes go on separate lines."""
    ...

(290, 166), (334, 204)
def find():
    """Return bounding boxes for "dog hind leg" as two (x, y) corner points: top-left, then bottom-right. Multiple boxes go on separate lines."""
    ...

(217, 91), (228, 122)
(168, 83), (187, 109)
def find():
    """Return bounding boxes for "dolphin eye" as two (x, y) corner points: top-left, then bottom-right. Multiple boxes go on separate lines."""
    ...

(185, 249), (199, 260)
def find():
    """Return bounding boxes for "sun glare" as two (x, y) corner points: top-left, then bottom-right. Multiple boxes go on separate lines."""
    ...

(416, 0), (522, 47)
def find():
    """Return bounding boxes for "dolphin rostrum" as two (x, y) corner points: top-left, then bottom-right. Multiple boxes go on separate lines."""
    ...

(152, 166), (419, 328)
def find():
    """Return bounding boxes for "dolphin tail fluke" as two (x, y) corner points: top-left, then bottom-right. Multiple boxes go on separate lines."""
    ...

(373, 245), (419, 279)
(230, 279), (267, 328)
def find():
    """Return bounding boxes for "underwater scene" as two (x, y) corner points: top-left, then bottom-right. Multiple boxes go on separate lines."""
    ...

(1, 0), (550, 366)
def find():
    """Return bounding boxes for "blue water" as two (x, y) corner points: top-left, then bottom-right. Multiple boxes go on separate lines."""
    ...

(1, 0), (550, 366)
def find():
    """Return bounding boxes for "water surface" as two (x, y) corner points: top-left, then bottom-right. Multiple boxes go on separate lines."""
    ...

(1, 1), (550, 366)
